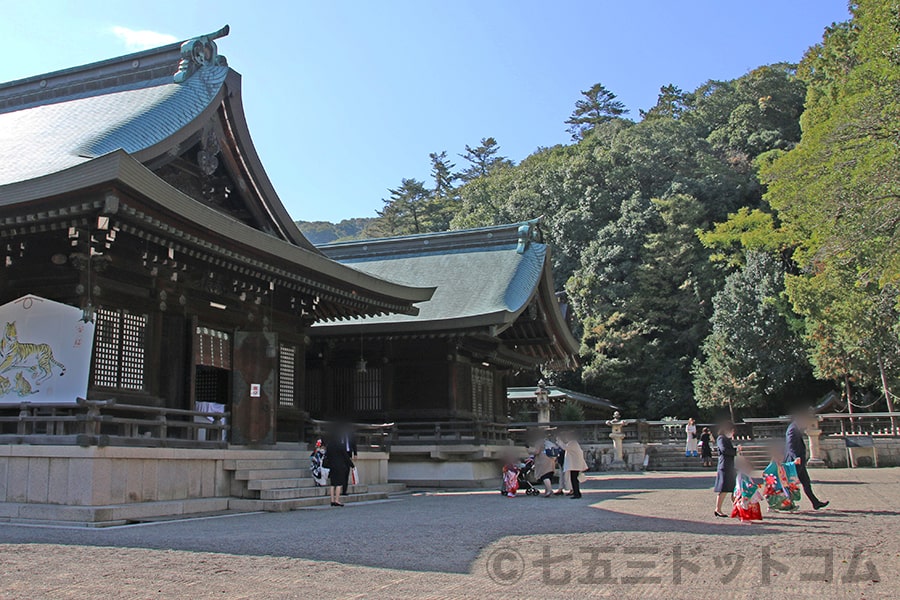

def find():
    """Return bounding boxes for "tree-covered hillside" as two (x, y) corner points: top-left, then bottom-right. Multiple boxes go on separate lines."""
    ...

(296, 218), (375, 245)
(301, 0), (898, 420)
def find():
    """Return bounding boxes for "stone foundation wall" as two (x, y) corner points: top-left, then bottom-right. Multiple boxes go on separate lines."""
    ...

(388, 444), (511, 488)
(0, 445), (232, 507)
(355, 452), (390, 485)
(818, 437), (900, 468)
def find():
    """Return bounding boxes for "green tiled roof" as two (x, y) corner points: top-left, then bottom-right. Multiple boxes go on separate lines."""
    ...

(0, 66), (227, 186)
(316, 223), (550, 330)
(344, 244), (544, 325)
(0, 34), (435, 318)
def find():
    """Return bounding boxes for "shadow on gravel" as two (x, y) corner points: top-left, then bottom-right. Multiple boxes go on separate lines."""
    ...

(0, 472), (833, 575)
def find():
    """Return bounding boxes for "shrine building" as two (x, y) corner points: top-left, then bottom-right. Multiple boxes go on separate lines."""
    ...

(0, 27), (579, 520)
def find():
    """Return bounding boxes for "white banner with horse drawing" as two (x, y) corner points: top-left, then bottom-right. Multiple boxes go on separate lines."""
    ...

(0, 295), (95, 404)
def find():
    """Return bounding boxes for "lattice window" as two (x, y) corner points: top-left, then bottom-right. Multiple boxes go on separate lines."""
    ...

(93, 308), (121, 388)
(353, 367), (382, 412)
(93, 308), (147, 391)
(279, 344), (296, 408)
(329, 367), (383, 414)
(471, 366), (494, 419)
(195, 366), (228, 404)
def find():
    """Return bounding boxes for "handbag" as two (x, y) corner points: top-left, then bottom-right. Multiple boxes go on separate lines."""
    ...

(350, 466), (359, 486)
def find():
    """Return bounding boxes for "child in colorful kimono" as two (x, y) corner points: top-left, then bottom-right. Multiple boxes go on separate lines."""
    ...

(762, 448), (802, 512)
(731, 457), (764, 522)
(501, 463), (520, 497)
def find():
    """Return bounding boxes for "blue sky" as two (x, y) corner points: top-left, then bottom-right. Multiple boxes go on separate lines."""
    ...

(1, 1), (850, 223)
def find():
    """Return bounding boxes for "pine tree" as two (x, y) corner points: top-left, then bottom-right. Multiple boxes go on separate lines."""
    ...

(457, 137), (512, 182)
(565, 82), (628, 140)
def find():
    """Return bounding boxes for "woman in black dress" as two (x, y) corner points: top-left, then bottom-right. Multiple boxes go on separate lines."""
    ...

(714, 422), (740, 518)
(323, 434), (354, 507)
(699, 427), (713, 468)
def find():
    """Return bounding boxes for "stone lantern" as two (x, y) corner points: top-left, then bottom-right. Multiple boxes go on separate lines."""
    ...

(535, 379), (551, 424)
(606, 410), (627, 469)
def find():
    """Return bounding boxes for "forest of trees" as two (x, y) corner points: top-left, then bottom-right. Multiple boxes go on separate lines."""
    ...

(313, 0), (899, 421)
(296, 218), (375, 245)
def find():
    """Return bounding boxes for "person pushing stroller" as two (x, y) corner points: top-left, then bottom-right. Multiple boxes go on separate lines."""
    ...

(530, 432), (562, 497)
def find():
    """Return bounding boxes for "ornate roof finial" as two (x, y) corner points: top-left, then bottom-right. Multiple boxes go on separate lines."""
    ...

(173, 25), (230, 84)
(516, 218), (541, 254)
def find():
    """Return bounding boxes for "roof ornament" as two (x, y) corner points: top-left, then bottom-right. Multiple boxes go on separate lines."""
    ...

(198, 125), (221, 176)
(516, 218), (541, 254)
(173, 25), (230, 84)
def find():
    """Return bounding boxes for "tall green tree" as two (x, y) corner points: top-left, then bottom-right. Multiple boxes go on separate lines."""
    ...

(369, 178), (432, 236)
(640, 84), (687, 121)
(565, 82), (629, 140)
(759, 0), (900, 407)
(693, 252), (812, 418)
(429, 151), (457, 199)
(457, 137), (512, 182)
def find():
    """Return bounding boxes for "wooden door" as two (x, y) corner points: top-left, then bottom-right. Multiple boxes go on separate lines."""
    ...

(231, 331), (277, 445)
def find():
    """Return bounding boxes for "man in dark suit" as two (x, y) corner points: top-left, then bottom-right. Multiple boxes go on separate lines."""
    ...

(785, 410), (829, 510)
(336, 425), (358, 495)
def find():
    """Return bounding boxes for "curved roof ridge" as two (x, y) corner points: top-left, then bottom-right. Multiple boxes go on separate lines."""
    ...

(0, 43), (184, 113)
(321, 218), (541, 247)
(319, 218), (544, 260)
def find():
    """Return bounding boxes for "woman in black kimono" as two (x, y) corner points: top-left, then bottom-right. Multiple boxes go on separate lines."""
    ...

(714, 422), (740, 518)
(323, 431), (355, 507)
(699, 427), (713, 468)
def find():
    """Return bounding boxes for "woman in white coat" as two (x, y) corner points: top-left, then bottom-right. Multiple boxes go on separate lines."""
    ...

(685, 418), (698, 457)
(559, 431), (588, 499)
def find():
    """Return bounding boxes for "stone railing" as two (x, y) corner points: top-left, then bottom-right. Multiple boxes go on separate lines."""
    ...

(506, 420), (641, 445)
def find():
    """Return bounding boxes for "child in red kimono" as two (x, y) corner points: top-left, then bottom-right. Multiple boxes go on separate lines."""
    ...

(501, 463), (520, 497)
(731, 457), (764, 522)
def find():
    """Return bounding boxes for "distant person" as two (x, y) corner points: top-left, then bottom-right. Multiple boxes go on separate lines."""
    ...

(553, 445), (570, 496)
(559, 431), (588, 499)
(685, 418), (698, 457)
(785, 410), (829, 510)
(699, 427), (713, 467)
(714, 422), (740, 518)
(530, 433), (561, 497)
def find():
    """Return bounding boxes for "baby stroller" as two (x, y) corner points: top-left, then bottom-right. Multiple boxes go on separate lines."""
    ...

(500, 455), (541, 496)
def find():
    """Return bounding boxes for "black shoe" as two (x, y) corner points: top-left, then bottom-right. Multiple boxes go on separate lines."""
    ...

(813, 501), (829, 510)
(330, 502), (338, 507)
(714, 511), (728, 518)
(570, 495), (582, 499)
(553, 490), (564, 496)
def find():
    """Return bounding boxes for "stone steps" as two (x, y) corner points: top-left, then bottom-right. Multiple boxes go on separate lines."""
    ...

(648, 445), (771, 471)
(228, 491), (389, 512)
(223, 458), (309, 471)
(223, 454), (403, 512)
(233, 468), (311, 481)
(259, 484), (368, 501)
(248, 477), (316, 491)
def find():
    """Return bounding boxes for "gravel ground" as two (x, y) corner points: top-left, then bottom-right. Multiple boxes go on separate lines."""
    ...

(0, 468), (896, 599)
